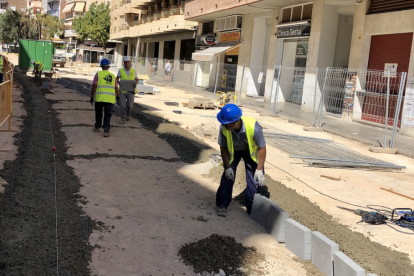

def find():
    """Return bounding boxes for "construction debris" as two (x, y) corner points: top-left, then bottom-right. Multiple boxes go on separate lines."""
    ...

(380, 188), (414, 201)
(321, 175), (341, 181)
(164, 102), (179, 106)
(185, 97), (215, 110)
(178, 234), (266, 276)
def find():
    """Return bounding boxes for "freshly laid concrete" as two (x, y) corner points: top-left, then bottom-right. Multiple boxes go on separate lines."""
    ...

(311, 231), (339, 276)
(333, 252), (365, 276)
(250, 194), (279, 228)
(266, 204), (289, 242)
(285, 219), (312, 260)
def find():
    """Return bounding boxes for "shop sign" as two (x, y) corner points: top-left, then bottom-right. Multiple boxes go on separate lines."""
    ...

(277, 25), (310, 38)
(296, 44), (307, 55)
(203, 33), (216, 45)
(384, 63), (398, 77)
(221, 32), (240, 42)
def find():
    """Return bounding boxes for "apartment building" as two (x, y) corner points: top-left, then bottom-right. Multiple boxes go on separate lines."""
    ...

(0, 0), (27, 13)
(110, 0), (198, 71)
(185, 0), (414, 138)
(44, 0), (61, 18)
(62, 0), (115, 62)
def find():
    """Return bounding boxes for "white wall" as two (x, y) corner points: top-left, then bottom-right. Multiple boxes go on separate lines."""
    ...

(316, 4), (339, 68)
(333, 15), (353, 68)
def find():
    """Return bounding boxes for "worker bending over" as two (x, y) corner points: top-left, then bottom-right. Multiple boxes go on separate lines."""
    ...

(31, 60), (44, 78)
(116, 56), (139, 124)
(216, 104), (267, 217)
(90, 58), (119, 137)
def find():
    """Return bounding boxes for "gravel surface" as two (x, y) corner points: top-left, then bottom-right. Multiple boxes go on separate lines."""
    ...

(178, 234), (266, 276)
(0, 74), (95, 275)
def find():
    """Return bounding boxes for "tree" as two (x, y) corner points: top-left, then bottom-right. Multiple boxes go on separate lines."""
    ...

(37, 14), (65, 40)
(0, 9), (24, 44)
(72, 2), (111, 55)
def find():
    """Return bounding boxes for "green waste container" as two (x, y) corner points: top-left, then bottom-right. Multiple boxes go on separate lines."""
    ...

(19, 39), (54, 71)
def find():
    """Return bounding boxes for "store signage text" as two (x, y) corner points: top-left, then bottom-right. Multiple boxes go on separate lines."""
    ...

(203, 33), (216, 45)
(384, 63), (398, 78)
(277, 25), (310, 38)
(221, 32), (240, 42)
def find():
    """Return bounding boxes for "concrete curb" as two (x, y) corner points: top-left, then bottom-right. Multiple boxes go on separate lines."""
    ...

(249, 195), (376, 275)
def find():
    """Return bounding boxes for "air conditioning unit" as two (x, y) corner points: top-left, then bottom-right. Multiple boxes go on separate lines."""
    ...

(214, 15), (242, 33)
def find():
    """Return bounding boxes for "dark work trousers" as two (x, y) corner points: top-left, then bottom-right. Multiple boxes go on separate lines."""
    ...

(95, 102), (114, 131)
(216, 150), (262, 210)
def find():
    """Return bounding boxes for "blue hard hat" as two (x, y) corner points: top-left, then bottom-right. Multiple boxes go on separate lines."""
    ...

(217, 104), (242, 125)
(100, 58), (111, 67)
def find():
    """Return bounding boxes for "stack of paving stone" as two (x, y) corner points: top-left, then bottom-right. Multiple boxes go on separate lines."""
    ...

(187, 98), (215, 110)
(193, 123), (218, 142)
(250, 194), (374, 276)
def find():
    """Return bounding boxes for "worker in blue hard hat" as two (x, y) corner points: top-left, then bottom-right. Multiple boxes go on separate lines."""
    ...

(215, 104), (267, 217)
(90, 58), (119, 137)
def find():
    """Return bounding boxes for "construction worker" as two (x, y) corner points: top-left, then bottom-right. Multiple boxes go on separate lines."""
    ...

(116, 56), (139, 124)
(216, 104), (267, 217)
(0, 54), (5, 83)
(90, 58), (119, 137)
(31, 60), (44, 77)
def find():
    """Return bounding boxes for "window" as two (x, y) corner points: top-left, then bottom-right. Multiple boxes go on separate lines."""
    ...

(21, 7), (26, 12)
(281, 3), (313, 24)
(37, 8), (40, 12)
(10, 5), (16, 11)
(202, 22), (214, 34)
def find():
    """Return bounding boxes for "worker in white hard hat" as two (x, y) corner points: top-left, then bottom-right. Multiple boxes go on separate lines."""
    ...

(31, 60), (44, 78)
(116, 56), (139, 124)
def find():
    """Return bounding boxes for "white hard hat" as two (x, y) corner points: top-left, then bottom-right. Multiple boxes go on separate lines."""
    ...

(31, 60), (34, 64)
(123, 56), (131, 62)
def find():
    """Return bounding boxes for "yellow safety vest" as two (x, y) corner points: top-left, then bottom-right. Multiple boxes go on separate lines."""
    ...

(120, 68), (136, 93)
(95, 71), (116, 104)
(35, 61), (44, 71)
(0, 56), (3, 73)
(222, 117), (259, 164)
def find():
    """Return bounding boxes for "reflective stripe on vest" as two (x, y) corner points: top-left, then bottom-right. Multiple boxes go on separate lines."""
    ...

(95, 71), (116, 104)
(120, 68), (136, 93)
(0, 56), (3, 73)
(222, 117), (259, 164)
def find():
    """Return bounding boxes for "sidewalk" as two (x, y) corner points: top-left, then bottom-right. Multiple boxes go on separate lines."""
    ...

(146, 77), (414, 158)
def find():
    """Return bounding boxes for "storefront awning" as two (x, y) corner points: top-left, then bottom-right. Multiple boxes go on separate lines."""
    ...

(74, 2), (85, 13)
(62, 3), (74, 13)
(77, 44), (114, 53)
(192, 41), (241, 62)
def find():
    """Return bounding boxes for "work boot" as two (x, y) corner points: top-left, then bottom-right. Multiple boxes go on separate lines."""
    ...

(126, 114), (130, 121)
(103, 129), (110, 137)
(93, 127), (100, 132)
(120, 118), (125, 125)
(216, 207), (227, 217)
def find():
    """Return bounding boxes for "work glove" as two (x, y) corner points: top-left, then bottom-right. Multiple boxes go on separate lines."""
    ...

(254, 170), (265, 187)
(224, 168), (235, 181)
(133, 83), (137, 88)
(116, 96), (120, 105)
(90, 96), (94, 106)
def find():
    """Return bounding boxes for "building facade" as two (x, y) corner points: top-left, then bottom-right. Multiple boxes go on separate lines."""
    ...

(109, 0), (198, 74)
(185, 0), (414, 137)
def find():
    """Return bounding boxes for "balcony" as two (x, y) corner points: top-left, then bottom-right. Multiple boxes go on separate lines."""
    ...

(184, 0), (299, 21)
(110, 13), (198, 40)
(47, 0), (60, 2)
(65, 12), (83, 20)
(65, 29), (77, 37)
(48, 9), (59, 17)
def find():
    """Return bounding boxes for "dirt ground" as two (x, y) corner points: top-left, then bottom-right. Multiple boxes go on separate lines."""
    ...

(55, 71), (414, 274)
(1, 62), (413, 275)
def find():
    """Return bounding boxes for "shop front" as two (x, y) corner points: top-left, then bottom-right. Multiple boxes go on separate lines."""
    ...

(276, 24), (311, 105)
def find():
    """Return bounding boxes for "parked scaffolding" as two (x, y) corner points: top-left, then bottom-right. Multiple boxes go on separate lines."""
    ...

(0, 62), (15, 131)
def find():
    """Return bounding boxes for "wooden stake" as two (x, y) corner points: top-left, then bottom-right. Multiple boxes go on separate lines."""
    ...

(380, 187), (414, 201)
(321, 175), (341, 181)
